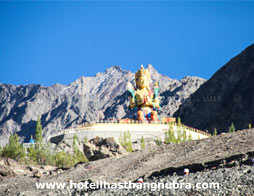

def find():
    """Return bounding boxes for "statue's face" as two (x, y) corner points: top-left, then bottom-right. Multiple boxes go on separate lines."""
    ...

(137, 75), (149, 89)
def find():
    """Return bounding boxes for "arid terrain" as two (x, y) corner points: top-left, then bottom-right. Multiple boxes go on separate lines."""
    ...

(1, 128), (254, 196)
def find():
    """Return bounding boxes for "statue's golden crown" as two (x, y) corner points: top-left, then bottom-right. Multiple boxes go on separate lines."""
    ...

(135, 65), (151, 81)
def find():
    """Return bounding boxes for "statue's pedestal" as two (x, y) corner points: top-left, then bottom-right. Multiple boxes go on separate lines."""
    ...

(49, 122), (210, 144)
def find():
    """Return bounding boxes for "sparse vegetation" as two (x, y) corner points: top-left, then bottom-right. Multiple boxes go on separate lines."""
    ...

(35, 116), (43, 150)
(51, 135), (89, 168)
(140, 136), (145, 149)
(1, 133), (26, 161)
(0, 118), (88, 168)
(32, 117), (54, 165)
(164, 123), (190, 144)
(154, 137), (162, 146)
(228, 122), (235, 133)
(165, 124), (177, 144)
(27, 145), (37, 163)
(213, 128), (217, 136)
(72, 134), (88, 164)
(182, 129), (187, 141)
(177, 117), (181, 127)
(55, 151), (77, 168)
(83, 136), (89, 144)
(176, 128), (182, 143)
(119, 131), (133, 152)
(249, 123), (252, 129)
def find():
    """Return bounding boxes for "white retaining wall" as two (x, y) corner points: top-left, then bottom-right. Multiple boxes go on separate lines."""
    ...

(49, 123), (210, 144)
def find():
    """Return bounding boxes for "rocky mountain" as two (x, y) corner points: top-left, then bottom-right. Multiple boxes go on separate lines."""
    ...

(0, 65), (205, 146)
(174, 44), (254, 134)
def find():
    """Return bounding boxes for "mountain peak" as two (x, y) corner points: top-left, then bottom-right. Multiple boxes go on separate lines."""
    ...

(147, 64), (158, 73)
(105, 65), (125, 73)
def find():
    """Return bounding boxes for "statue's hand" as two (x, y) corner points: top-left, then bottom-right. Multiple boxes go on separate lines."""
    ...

(129, 96), (136, 109)
(145, 95), (160, 109)
(146, 96), (154, 105)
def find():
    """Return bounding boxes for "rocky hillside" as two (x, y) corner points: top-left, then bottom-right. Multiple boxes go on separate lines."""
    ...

(1, 128), (254, 196)
(174, 44), (254, 134)
(0, 65), (205, 146)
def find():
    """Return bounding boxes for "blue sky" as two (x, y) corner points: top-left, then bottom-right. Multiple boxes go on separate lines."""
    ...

(0, 1), (254, 86)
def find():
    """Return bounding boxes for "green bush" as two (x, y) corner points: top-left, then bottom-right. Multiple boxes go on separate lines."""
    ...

(119, 131), (133, 152)
(35, 116), (43, 151)
(213, 128), (217, 136)
(165, 124), (190, 144)
(50, 136), (88, 168)
(165, 124), (177, 144)
(177, 117), (181, 127)
(154, 137), (162, 146)
(0, 146), (2, 156)
(1, 133), (26, 161)
(73, 135), (88, 164)
(27, 146), (37, 163)
(140, 136), (145, 150)
(83, 136), (89, 144)
(55, 151), (75, 168)
(182, 129), (187, 142)
(228, 122), (235, 133)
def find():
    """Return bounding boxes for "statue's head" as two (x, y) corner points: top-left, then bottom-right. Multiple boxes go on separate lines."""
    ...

(135, 65), (151, 89)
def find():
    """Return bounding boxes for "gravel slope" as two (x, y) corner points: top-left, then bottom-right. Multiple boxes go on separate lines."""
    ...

(0, 129), (254, 196)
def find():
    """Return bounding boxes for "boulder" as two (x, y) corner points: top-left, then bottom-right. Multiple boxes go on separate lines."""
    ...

(83, 137), (127, 161)
(0, 165), (15, 180)
(33, 169), (43, 178)
(0, 158), (57, 180)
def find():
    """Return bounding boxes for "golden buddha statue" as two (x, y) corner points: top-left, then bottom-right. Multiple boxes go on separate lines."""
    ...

(127, 65), (160, 121)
